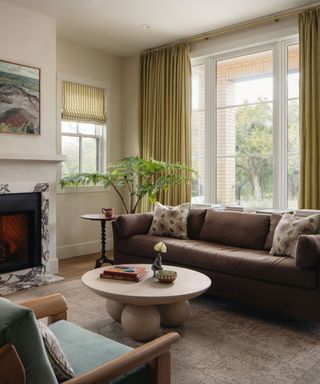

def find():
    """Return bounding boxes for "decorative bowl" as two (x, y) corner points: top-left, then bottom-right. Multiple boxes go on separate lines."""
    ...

(155, 270), (177, 284)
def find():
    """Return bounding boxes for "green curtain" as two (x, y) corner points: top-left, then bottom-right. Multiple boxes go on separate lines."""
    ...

(299, 9), (320, 209)
(139, 43), (192, 211)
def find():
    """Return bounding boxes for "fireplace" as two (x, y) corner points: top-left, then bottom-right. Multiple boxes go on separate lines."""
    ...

(0, 192), (41, 274)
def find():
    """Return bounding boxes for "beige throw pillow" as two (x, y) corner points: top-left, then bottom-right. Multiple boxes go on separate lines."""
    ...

(148, 202), (191, 239)
(270, 213), (320, 257)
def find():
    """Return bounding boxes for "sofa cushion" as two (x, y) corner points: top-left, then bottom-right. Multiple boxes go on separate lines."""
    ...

(116, 213), (153, 238)
(0, 298), (57, 384)
(264, 214), (282, 251)
(187, 209), (207, 239)
(49, 320), (150, 383)
(295, 234), (320, 268)
(118, 235), (317, 289)
(270, 213), (320, 257)
(200, 210), (270, 250)
(148, 202), (191, 239)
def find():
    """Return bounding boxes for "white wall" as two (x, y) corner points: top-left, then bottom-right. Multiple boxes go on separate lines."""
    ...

(0, 1), (58, 273)
(122, 55), (140, 157)
(190, 16), (298, 58)
(0, 1), (56, 155)
(56, 39), (124, 259)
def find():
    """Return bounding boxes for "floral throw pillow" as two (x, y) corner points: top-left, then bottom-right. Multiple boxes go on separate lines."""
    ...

(270, 213), (320, 257)
(37, 320), (75, 382)
(148, 202), (191, 239)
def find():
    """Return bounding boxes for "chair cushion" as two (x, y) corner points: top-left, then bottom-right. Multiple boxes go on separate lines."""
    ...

(118, 235), (317, 289)
(49, 320), (150, 383)
(200, 210), (270, 250)
(0, 298), (57, 384)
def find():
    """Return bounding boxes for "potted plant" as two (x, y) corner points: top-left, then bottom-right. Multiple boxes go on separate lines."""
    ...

(61, 156), (194, 214)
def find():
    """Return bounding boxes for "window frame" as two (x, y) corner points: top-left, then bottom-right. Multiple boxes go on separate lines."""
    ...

(191, 36), (299, 209)
(56, 73), (109, 193)
(61, 122), (103, 175)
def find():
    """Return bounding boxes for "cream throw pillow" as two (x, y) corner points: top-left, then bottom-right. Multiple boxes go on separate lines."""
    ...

(270, 213), (320, 257)
(148, 202), (191, 239)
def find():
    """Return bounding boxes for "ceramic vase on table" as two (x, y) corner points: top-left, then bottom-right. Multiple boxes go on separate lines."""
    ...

(152, 253), (163, 276)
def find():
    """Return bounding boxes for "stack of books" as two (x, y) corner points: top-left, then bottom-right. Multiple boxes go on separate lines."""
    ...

(100, 265), (147, 282)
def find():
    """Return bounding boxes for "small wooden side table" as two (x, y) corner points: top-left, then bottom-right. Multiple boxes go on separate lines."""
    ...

(81, 214), (117, 268)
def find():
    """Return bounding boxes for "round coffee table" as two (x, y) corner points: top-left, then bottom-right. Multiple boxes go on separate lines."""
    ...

(81, 264), (211, 341)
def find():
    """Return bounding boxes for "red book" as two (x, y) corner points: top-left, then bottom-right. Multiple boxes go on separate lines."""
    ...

(102, 265), (147, 279)
(100, 270), (147, 282)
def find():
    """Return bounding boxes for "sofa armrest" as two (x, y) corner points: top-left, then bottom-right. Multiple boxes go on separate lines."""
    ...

(295, 234), (320, 269)
(114, 213), (153, 238)
(63, 332), (180, 384)
(19, 293), (68, 324)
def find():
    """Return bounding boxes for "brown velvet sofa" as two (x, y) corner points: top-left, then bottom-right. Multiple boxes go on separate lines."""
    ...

(112, 209), (320, 322)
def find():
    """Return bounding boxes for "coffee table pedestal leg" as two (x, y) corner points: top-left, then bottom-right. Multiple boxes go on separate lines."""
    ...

(106, 299), (125, 322)
(158, 300), (190, 327)
(121, 304), (161, 341)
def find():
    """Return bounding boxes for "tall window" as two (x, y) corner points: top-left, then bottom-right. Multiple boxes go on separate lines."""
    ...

(191, 39), (299, 209)
(60, 81), (107, 177)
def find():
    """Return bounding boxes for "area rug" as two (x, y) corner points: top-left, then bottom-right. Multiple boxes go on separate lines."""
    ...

(9, 279), (320, 384)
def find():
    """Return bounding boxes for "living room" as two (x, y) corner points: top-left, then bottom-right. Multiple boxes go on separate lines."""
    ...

(1, 0), (320, 383)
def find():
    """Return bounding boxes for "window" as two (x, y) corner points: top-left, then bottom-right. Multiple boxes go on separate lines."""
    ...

(61, 122), (104, 176)
(216, 50), (273, 208)
(59, 80), (107, 179)
(191, 38), (299, 209)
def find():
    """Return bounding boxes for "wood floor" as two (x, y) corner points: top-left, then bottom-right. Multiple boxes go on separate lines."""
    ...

(57, 251), (113, 281)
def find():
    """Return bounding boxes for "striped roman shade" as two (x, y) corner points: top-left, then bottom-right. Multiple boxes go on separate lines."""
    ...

(62, 81), (107, 125)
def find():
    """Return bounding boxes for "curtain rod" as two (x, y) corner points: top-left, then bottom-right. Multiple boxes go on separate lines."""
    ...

(143, 1), (320, 53)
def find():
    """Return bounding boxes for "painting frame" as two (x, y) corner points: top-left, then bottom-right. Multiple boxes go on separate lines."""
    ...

(0, 59), (40, 135)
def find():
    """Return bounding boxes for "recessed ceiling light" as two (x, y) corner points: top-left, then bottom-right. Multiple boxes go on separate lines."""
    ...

(141, 24), (151, 30)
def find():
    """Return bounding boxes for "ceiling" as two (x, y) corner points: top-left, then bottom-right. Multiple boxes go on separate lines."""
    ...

(3, 0), (317, 57)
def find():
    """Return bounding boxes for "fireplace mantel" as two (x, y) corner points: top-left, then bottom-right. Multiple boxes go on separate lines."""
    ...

(0, 153), (66, 162)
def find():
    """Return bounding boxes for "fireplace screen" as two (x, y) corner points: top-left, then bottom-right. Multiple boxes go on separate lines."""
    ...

(0, 213), (30, 268)
(0, 192), (41, 274)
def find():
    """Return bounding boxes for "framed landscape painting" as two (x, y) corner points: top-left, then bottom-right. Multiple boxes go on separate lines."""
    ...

(0, 60), (40, 135)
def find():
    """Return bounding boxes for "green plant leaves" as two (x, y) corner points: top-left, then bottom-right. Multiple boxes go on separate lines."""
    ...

(60, 157), (195, 213)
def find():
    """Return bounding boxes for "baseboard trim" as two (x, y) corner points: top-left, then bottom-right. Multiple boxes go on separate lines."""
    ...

(57, 238), (113, 260)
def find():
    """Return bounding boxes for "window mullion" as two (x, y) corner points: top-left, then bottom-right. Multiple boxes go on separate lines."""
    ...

(207, 57), (215, 204)
(273, 42), (281, 209)
(278, 41), (289, 209)
(79, 135), (82, 173)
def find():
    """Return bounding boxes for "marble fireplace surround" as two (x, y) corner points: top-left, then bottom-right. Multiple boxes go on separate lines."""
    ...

(0, 182), (63, 295)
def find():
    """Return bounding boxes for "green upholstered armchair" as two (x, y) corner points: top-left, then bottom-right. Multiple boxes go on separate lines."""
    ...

(0, 294), (179, 384)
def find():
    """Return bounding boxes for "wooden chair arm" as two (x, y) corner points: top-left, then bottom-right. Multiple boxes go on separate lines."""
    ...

(19, 293), (68, 323)
(64, 332), (180, 384)
(0, 343), (26, 384)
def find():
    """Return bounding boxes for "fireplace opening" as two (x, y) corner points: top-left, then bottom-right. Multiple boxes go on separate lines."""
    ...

(0, 193), (41, 274)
